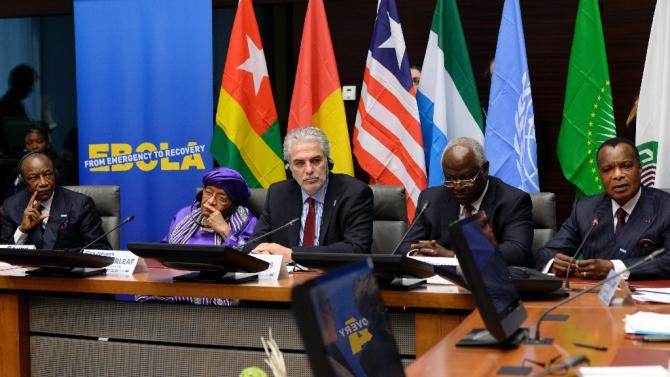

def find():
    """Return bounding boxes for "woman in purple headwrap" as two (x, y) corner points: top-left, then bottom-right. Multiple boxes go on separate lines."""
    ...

(164, 167), (257, 247)
(134, 168), (257, 306)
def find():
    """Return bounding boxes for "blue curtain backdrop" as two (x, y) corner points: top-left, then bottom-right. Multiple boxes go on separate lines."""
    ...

(74, 0), (213, 247)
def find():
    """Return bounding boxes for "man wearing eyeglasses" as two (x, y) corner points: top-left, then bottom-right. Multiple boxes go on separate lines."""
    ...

(0, 152), (111, 250)
(400, 137), (533, 266)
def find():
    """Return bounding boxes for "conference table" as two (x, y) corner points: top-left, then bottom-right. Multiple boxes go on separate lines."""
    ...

(0, 265), (474, 377)
(407, 282), (670, 376)
(2, 264), (669, 377)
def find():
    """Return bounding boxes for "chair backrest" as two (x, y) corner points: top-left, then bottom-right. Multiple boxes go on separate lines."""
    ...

(370, 185), (407, 254)
(64, 185), (121, 249)
(247, 188), (268, 218)
(529, 192), (556, 255)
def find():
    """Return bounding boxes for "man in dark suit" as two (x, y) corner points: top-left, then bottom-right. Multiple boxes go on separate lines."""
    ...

(400, 137), (533, 266)
(535, 137), (670, 280)
(0, 152), (111, 250)
(244, 127), (373, 261)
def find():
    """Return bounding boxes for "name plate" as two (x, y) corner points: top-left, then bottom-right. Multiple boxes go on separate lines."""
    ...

(83, 249), (147, 276)
(0, 245), (36, 270)
(252, 254), (288, 280)
(0, 244), (36, 249)
(598, 269), (621, 306)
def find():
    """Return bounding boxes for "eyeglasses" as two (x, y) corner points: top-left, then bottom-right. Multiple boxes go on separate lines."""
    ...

(444, 169), (481, 188)
(202, 189), (230, 204)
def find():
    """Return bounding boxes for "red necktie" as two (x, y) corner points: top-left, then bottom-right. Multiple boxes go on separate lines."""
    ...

(303, 197), (316, 246)
(464, 204), (474, 218)
(615, 208), (626, 238)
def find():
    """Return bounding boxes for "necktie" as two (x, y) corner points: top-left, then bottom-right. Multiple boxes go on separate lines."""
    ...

(615, 208), (626, 238)
(303, 197), (316, 246)
(38, 205), (47, 232)
(464, 204), (475, 218)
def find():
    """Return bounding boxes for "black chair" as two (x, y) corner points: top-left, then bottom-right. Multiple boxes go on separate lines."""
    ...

(64, 185), (121, 249)
(529, 192), (556, 255)
(370, 185), (407, 254)
(247, 188), (267, 218)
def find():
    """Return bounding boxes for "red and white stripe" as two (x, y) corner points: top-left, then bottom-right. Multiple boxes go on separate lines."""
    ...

(353, 51), (428, 219)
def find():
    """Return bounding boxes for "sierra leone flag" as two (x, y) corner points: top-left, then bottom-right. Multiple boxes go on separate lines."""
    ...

(417, 0), (484, 187)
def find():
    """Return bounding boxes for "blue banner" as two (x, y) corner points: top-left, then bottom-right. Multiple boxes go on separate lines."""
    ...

(483, 0), (539, 192)
(74, 0), (213, 247)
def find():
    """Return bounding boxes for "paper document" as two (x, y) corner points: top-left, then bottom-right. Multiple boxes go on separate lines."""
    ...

(408, 256), (458, 285)
(633, 287), (670, 303)
(624, 311), (670, 336)
(578, 366), (669, 377)
(0, 262), (16, 271)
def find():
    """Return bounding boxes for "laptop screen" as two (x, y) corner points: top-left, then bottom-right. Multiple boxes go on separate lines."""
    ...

(459, 217), (521, 317)
(292, 259), (405, 377)
(450, 216), (527, 343)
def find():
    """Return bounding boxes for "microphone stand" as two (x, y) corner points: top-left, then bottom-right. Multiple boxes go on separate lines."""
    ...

(238, 217), (300, 251)
(565, 219), (599, 290)
(391, 201), (430, 255)
(76, 215), (136, 253)
(528, 248), (666, 344)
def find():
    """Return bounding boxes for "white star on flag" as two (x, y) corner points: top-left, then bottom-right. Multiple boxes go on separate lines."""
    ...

(237, 35), (268, 95)
(377, 11), (406, 68)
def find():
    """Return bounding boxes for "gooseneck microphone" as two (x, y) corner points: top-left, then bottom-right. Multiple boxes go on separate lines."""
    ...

(77, 215), (135, 253)
(391, 201), (430, 255)
(241, 217), (300, 249)
(532, 247), (666, 342)
(564, 218), (599, 289)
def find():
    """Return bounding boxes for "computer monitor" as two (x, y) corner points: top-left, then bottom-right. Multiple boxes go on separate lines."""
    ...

(292, 259), (405, 377)
(127, 242), (269, 283)
(0, 248), (114, 277)
(449, 217), (528, 348)
(291, 253), (435, 290)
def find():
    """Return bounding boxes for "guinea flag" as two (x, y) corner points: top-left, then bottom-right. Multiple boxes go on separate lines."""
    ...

(211, 0), (285, 188)
(288, 0), (354, 175)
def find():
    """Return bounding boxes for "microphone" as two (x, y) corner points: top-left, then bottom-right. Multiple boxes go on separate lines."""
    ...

(532, 247), (666, 342)
(391, 201), (430, 255)
(241, 217), (300, 249)
(77, 215), (135, 252)
(564, 218), (599, 290)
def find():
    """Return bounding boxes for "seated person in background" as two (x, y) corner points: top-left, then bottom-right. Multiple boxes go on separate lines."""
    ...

(535, 137), (670, 280)
(244, 127), (373, 261)
(400, 137), (533, 267)
(165, 167), (256, 247)
(5, 127), (73, 198)
(0, 152), (110, 250)
(134, 167), (256, 306)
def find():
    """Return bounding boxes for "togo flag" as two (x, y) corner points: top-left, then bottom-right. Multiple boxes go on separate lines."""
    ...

(636, 0), (670, 188)
(417, 0), (484, 187)
(211, 0), (285, 188)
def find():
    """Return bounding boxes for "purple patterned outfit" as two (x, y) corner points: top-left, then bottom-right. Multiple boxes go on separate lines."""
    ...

(135, 168), (257, 306)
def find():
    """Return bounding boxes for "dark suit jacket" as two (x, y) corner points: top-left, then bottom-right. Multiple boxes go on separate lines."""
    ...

(243, 173), (373, 254)
(400, 176), (533, 266)
(534, 187), (670, 280)
(0, 187), (111, 250)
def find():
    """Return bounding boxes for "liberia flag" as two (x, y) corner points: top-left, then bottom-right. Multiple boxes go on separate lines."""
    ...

(353, 0), (427, 219)
(211, 0), (285, 188)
